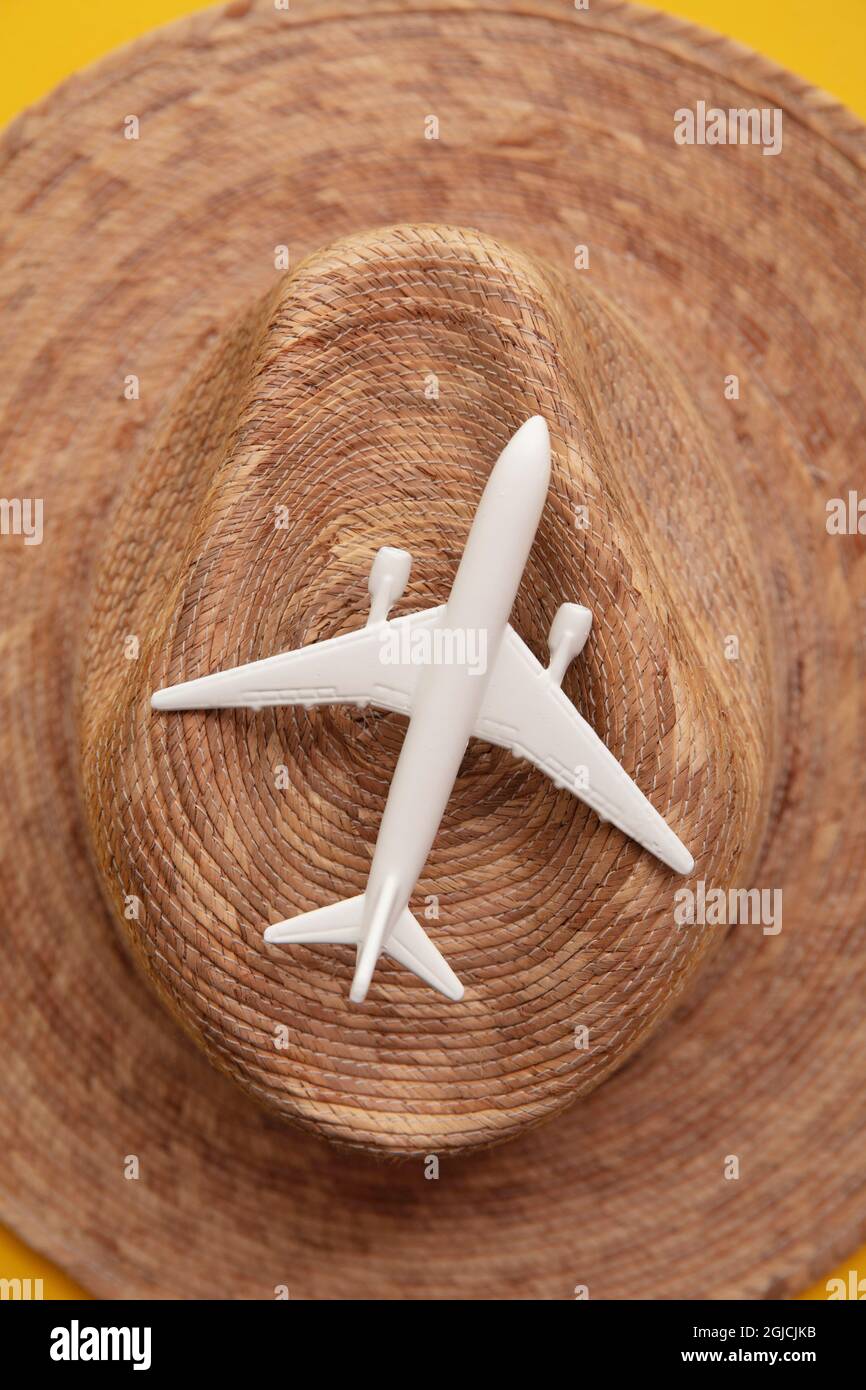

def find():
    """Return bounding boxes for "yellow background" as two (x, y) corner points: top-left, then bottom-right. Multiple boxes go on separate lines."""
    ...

(0, 0), (863, 1301)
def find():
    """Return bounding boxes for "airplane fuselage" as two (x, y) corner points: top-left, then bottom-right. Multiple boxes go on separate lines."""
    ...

(352, 424), (551, 999)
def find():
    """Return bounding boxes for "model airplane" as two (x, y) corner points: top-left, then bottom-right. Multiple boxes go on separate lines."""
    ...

(152, 417), (693, 1003)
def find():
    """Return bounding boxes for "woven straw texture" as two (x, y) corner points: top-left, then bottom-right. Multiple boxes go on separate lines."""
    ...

(81, 222), (766, 1153)
(0, 0), (864, 1299)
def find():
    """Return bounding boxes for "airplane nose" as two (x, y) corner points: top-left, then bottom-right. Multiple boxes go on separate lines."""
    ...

(495, 415), (551, 490)
(511, 414), (549, 456)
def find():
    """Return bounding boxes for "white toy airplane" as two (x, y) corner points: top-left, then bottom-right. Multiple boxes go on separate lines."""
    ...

(152, 417), (693, 1004)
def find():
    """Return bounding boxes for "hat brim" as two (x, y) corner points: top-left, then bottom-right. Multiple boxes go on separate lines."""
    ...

(1, 0), (865, 1298)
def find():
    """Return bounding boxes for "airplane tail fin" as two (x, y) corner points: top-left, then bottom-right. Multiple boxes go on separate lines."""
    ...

(264, 893), (463, 1003)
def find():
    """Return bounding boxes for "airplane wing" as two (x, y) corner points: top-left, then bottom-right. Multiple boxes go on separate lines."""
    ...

(151, 606), (445, 715)
(473, 626), (694, 874)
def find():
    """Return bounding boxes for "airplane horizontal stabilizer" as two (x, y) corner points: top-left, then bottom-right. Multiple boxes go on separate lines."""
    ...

(264, 896), (463, 1001)
(383, 909), (464, 1001)
(263, 894), (366, 945)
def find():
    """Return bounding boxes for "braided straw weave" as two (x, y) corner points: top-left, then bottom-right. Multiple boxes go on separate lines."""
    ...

(82, 222), (765, 1153)
(0, 0), (865, 1298)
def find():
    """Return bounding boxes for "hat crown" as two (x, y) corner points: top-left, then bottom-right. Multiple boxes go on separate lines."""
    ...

(79, 223), (770, 1155)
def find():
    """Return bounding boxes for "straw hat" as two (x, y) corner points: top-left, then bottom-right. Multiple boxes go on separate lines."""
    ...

(1, 0), (864, 1300)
